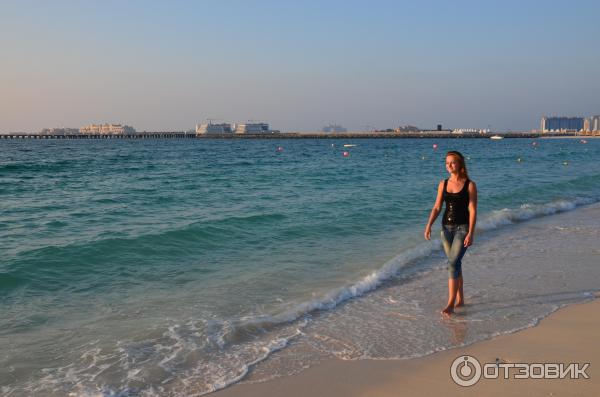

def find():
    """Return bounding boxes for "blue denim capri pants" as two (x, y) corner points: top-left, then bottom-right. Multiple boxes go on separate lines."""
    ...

(441, 224), (469, 279)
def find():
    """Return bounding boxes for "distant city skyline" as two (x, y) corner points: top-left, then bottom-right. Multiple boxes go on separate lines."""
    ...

(1, 0), (599, 133)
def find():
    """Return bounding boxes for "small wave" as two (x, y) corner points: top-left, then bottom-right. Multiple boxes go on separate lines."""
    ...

(1, 212), (289, 294)
(208, 241), (439, 350)
(92, 197), (121, 204)
(478, 197), (597, 230)
(0, 159), (78, 173)
(205, 329), (303, 395)
(45, 220), (68, 228)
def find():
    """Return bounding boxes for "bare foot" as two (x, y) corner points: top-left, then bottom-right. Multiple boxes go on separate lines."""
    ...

(454, 301), (464, 308)
(441, 306), (454, 317)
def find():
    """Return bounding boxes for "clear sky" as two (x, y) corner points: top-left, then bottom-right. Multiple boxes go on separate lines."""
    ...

(1, 0), (599, 133)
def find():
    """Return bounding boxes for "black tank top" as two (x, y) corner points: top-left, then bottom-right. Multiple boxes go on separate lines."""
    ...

(442, 178), (470, 225)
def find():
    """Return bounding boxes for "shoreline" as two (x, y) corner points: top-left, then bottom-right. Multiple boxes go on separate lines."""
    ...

(213, 203), (600, 397)
(213, 295), (599, 397)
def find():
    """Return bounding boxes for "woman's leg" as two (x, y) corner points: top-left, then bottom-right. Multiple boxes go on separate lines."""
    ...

(443, 278), (460, 315)
(455, 277), (464, 307)
(441, 226), (468, 315)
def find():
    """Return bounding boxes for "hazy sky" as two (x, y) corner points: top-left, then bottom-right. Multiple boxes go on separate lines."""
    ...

(1, 0), (599, 132)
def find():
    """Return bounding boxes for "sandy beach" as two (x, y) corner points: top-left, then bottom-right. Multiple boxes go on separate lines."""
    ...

(214, 204), (600, 397)
(214, 297), (599, 397)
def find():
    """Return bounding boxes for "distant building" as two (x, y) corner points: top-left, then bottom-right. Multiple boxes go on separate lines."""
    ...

(451, 128), (490, 134)
(234, 123), (272, 134)
(395, 125), (421, 133)
(39, 127), (79, 135)
(585, 115), (600, 132)
(322, 124), (347, 133)
(593, 116), (600, 132)
(196, 122), (233, 134)
(80, 123), (136, 135)
(540, 116), (584, 133)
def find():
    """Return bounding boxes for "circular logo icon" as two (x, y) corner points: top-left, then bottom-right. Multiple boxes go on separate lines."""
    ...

(450, 355), (482, 387)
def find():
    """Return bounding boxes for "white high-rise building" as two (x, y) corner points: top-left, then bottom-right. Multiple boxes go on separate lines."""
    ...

(591, 115), (600, 132)
(582, 116), (600, 132)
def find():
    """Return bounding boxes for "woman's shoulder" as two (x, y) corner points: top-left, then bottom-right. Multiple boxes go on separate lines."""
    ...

(435, 179), (446, 194)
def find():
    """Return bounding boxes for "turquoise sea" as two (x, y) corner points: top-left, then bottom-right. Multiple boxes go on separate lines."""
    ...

(1, 137), (599, 396)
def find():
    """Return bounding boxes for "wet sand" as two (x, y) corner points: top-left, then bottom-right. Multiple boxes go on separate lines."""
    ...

(213, 296), (599, 397)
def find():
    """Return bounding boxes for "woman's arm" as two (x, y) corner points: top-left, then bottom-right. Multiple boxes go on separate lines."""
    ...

(424, 180), (445, 240)
(464, 181), (478, 247)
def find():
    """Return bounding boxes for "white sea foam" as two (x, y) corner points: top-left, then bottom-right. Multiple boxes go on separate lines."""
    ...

(206, 331), (301, 394)
(477, 197), (596, 231)
(209, 238), (441, 350)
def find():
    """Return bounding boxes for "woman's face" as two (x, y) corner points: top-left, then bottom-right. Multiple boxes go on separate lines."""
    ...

(446, 155), (461, 174)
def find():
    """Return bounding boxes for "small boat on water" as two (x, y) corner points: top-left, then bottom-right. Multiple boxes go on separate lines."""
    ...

(490, 135), (503, 140)
(343, 144), (357, 147)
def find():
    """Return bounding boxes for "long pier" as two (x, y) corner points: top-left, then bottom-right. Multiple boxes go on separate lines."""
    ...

(1, 133), (197, 139)
(0, 132), (578, 140)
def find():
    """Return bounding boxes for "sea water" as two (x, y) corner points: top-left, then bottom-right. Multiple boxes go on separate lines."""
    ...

(1, 137), (599, 396)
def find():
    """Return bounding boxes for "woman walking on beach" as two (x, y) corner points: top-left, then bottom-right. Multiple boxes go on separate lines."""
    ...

(424, 151), (477, 316)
